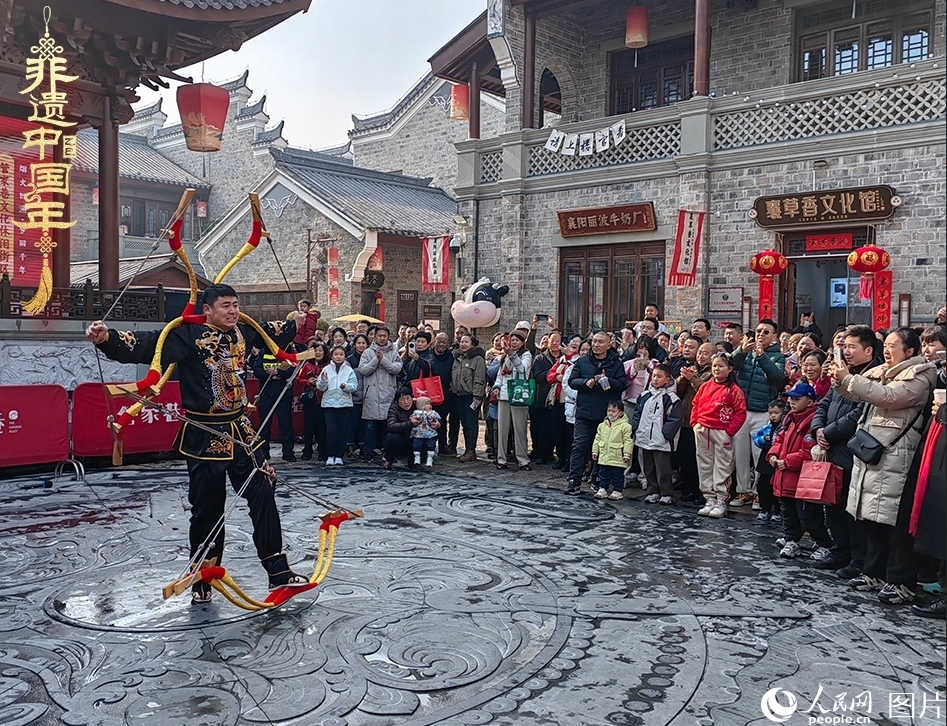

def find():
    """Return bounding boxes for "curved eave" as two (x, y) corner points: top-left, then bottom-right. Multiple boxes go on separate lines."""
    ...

(98, 0), (312, 23)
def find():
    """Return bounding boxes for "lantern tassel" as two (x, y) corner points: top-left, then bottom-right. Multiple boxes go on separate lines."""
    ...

(21, 252), (53, 315)
(859, 274), (874, 301)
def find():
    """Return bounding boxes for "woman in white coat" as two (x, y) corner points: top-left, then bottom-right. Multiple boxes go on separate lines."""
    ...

(317, 345), (358, 466)
(830, 327), (937, 605)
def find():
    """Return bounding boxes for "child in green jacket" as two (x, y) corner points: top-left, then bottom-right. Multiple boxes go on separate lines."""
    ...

(592, 400), (634, 500)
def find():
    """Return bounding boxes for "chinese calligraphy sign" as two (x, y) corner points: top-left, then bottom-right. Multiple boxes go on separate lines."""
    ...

(558, 203), (656, 238)
(10, 6), (77, 314)
(749, 185), (901, 229)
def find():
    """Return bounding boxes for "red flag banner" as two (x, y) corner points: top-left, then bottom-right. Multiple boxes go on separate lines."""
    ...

(668, 210), (705, 287)
(758, 275), (775, 321)
(422, 235), (450, 294)
(0, 117), (47, 287)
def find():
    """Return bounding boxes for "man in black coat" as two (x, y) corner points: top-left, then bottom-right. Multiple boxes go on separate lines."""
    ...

(566, 331), (627, 495)
(811, 324), (881, 576)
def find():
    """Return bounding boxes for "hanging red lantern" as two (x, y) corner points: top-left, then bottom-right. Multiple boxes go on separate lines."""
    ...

(176, 83), (230, 152)
(449, 84), (469, 122)
(625, 6), (649, 49)
(749, 249), (789, 321)
(847, 245), (891, 300)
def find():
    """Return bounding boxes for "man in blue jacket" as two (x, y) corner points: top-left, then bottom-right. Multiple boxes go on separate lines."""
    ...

(811, 324), (879, 576)
(730, 319), (786, 507)
(566, 331), (627, 495)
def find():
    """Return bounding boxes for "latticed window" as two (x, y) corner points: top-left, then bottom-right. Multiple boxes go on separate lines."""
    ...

(797, 0), (933, 80)
(610, 38), (694, 115)
(559, 243), (665, 336)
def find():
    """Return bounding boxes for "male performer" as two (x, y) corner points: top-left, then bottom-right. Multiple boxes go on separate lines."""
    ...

(86, 284), (307, 603)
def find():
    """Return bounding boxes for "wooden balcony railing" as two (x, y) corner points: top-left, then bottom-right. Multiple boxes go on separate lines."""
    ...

(0, 275), (166, 321)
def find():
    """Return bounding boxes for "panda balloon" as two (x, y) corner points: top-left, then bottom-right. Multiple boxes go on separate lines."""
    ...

(450, 277), (510, 329)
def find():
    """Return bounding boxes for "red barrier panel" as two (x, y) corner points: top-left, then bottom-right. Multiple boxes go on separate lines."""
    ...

(72, 382), (183, 457)
(0, 385), (69, 467)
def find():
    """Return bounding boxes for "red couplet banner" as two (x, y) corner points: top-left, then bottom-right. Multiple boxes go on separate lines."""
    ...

(0, 385), (69, 467)
(72, 381), (183, 457)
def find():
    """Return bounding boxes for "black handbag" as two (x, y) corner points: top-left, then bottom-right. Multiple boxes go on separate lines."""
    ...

(847, 404), (923, 466)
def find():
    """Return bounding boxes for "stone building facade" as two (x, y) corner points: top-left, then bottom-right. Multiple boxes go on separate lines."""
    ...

(440, 0), (946, 337)
(349, 73), (506, 192)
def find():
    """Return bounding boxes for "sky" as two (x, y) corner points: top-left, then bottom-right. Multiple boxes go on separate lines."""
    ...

(136, 0), (485, 150)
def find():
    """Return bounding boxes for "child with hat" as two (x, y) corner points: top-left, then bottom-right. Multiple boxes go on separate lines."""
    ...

(769, 382), (834, 560)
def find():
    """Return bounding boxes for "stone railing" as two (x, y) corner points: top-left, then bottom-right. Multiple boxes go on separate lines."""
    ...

(0, 275), (166, 321)
(455, 57), (944, 195)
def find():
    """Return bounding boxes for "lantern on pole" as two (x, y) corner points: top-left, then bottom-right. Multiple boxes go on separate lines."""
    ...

(847, 245), (890, 300)
(176, 83), (230, 152)
(749, 249), (789, 321)
(449, 84), (470, 122)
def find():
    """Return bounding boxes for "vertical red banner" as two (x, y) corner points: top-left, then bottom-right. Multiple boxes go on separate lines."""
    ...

(873, 271), (893, 330)
(0, 117), (45, 286)
(758, 275), (775, 321)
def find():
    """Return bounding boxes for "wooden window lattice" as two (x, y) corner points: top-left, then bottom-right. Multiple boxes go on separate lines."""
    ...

(527, 121), (680, 177)
(713, 76), (945, 150)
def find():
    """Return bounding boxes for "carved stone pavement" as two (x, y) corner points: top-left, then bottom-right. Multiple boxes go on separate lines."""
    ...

(0, 462), (944, 726)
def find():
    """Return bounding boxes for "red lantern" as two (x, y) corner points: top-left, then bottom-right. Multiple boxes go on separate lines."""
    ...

(749, 250), (789, 321)
(625, 6), (649, 49)
(847, 245), (891, 300)
(176, 83), (230, 152)
(449, 84), (469, 122)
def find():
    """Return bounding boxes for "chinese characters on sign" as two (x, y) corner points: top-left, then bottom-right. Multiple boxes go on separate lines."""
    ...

(806, 232), (854, 252)
(558, 203), (656, 238)
(749, 186), (900, 229)
(9, 5), (77, 314)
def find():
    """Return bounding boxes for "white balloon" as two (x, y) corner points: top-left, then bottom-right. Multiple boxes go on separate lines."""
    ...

(451, 301), (500, 328)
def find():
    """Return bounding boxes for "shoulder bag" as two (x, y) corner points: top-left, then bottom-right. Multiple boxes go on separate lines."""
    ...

(847, 403), (924, 466)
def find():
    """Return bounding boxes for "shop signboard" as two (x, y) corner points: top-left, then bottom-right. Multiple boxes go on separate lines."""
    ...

(558, 203), (656, 237)
(748, 185), (900, 228)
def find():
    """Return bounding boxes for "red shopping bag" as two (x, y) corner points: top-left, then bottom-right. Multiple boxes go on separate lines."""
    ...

(796, 460), (844, 505)
(410, 376), (445, 405)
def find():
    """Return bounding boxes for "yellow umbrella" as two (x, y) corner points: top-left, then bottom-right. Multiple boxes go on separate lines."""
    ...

(333, 313), (384, 324)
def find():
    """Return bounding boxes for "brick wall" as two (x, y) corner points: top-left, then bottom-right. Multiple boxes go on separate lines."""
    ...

(377, 243), (455, 331)
(351, 88), (505, 193)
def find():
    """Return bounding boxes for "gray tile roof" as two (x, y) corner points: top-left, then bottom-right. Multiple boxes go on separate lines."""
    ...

(349, 73), (448, 136)
(75, 129), (211, 188)
(132, 98), (164, 117)
(70, 253), (208, 287)
(253, 120), (285, 145)
(219, 70), (250, 90)
(271, 147), (457, 237)
(155, 0), (299, 11)
(237, 95), (267, 119)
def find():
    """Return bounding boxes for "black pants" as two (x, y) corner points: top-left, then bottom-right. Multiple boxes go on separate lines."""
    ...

(862, 519), (917, 586)
(676, 427), (701, 498)
(186, 448), (281, 567)
(323, 407), (349, 460)
(643, 449), (675, 497)
(384, 433), (412, 463)
(824, 469), (860, 565)
(547, 402), (569, 463)
(780, 497), (832, 548)
(443, 393), (459, 449)
(530, 401), (555, 460)
(456, 394), (480, 453)
(301, 397), (325, 459)
(757, 473), (775, 514)
(568, 418), (597, 485)
(485, 417), (497, 455)
(257, 393), (295, 460)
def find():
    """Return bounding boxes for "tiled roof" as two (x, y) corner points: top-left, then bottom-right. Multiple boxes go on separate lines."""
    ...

(271, 147), (456, 237)
(237, 95), (267, 119)
(253, 120), (285, 145)
(349, 73), (447, 136)
(74, 129), (210, 188)
(70, 253), (208, 287)
(155, 0), (299, 11)
(132, 98), (164, 117)
(219, 69), (250, 91)
(151, 122), (183, 140)
(313, 141), (352, 159)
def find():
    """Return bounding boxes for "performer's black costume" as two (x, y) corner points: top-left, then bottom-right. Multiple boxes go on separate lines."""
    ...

(95, 319), (302, 593)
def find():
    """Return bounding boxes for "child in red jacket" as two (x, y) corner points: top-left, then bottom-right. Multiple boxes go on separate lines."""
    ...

(768, 382), (833, 560)
(690, 353), (747, 518)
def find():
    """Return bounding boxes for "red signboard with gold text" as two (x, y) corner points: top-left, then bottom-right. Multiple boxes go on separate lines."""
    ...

(0, 116), (48, 287)
(558, 203), (656, 237)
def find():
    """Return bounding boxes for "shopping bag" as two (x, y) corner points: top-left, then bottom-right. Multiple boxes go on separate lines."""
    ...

(795, 460), (844, 505)
(411, 376), (445, 406)
(507, 377), (536, 406)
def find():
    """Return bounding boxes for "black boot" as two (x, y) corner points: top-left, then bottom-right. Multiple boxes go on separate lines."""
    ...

(262, 553), (307, 588)
(911, 593), (946, 620)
